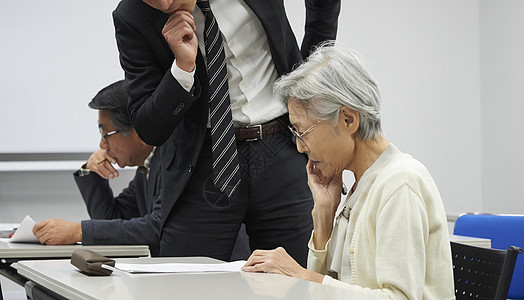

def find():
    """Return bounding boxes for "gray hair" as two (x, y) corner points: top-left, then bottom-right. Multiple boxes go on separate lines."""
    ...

(88, 80), (133, 136)
(274, 41), (382, 141)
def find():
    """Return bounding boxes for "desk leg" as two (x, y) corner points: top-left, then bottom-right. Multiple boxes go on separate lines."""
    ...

(25, 281), (67, 300)
(0, 263), (27, 286)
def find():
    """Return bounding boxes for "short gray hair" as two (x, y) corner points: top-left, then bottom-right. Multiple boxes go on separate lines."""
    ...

(274, 41), (382, 141)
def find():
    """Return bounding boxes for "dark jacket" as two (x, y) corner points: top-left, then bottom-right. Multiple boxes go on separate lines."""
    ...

(74, 150), (161, 256)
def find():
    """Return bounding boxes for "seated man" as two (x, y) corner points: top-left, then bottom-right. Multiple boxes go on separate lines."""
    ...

(32, 80), (162, 256)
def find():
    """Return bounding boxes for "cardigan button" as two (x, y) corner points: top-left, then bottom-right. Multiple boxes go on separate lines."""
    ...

(342, 206), (351, 219)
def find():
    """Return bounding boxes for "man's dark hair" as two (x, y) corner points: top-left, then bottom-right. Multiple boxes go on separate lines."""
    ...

(88, 80), (133, 134)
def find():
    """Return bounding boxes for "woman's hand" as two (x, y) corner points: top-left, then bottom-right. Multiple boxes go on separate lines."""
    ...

(306, 160), (343, 250)
(242, 247), (324, 283)
(306, 160), (343, 210)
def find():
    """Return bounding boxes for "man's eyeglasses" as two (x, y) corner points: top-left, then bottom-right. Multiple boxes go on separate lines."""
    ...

(99, 128), (121, 142)
(288, 121), (320, 144)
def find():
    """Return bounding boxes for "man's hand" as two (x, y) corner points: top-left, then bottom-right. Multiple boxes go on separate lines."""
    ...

(162, 10), (198, 72)
(86, 149), (118, 179)
(33, 219), (82, 245)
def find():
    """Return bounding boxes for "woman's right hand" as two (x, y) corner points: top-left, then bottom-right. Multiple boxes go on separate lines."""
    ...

(306, 160), (343, 250)
(306, 160), (342, 211)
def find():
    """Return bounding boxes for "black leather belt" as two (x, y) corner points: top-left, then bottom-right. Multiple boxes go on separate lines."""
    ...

(206, 115), (288, 142)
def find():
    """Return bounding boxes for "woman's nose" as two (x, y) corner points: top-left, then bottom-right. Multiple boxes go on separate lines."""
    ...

(296, 139), (308, 153)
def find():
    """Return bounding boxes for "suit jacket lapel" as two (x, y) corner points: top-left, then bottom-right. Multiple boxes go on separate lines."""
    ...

(243, 0), (287, 75)
(151, 11), (168, 40)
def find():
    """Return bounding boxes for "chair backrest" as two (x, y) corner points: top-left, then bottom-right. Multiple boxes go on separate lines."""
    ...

(454, 214), (524, 298)
(451, 242), (521, 300)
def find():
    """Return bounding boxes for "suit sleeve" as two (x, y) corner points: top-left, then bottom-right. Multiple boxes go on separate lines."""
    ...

(73, 170), (141, 220)
(112, 9), (201, 146)
(80, 193), (161, 257)
(301, 0), (341, 58)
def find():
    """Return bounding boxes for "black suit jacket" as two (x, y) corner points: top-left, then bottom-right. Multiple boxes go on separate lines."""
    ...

(74, 150), (162, 256)
(113, 0), (340, 229)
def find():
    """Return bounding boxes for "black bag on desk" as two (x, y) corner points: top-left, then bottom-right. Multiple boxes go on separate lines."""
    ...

(70, 249), (115, 276)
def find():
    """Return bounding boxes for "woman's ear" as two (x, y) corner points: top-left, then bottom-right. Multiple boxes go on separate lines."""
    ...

(338, 106), (359, 135)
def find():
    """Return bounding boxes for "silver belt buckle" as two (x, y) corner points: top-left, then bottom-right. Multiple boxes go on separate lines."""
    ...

(245, 124), (263, 141)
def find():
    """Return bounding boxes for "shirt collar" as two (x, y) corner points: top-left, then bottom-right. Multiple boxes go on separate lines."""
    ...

(138, 147), (156, 178)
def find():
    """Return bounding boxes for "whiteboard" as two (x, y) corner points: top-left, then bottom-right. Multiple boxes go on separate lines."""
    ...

(0, 0), (123, 153)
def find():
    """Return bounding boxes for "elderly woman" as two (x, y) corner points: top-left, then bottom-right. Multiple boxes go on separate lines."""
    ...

(241, 43), (454, 299)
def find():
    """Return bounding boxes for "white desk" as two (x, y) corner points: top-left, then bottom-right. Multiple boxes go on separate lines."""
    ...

(449, 234), (491, 248)
(0, 240), (149, 290)
(0, 241), (150, 263)
(18, 257), (386, 300)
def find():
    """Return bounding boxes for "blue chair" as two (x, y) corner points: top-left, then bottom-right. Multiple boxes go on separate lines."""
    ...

(454, 214), (524, 299)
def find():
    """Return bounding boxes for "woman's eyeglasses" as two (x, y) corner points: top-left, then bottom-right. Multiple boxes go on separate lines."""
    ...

(288, 121), (320, 144)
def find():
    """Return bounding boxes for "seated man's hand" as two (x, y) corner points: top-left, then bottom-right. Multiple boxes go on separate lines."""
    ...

(86, 149), (118, 179)
(32, 219), (82, 245)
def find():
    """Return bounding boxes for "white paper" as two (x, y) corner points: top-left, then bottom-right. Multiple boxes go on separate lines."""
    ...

(8, 215), (38, 243)
(113, 260), (246, 273)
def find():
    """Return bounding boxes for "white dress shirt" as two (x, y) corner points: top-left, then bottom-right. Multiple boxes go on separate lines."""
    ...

(171, 0), (287, 126)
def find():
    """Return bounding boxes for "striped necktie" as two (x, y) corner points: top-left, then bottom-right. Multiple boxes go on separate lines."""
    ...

(197, 0), (241, 198)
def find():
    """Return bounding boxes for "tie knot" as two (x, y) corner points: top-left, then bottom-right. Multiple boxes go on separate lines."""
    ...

(196, 0), (211, 13)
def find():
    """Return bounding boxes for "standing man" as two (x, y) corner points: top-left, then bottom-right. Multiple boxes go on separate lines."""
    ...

(113, 0), (340, 265)
(33, 80), (162, 256)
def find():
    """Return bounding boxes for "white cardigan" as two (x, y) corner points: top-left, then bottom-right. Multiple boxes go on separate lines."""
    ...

(307, 144), (454, 300)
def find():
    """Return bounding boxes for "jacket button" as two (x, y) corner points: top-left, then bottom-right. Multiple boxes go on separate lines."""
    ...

(188, 163), (192, 173)
(173, 103), (185, 115)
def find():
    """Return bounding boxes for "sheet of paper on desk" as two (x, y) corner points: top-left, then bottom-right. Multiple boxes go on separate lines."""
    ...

(114, 260), (246, 273)
(9, 215), (39, 243)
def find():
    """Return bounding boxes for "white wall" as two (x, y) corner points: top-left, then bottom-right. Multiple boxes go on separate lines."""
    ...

(480, 0), (524, 214)
(0, 0), (122, 153)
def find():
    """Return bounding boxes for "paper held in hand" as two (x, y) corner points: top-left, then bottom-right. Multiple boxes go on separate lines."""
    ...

(9, 215), (38, 243)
